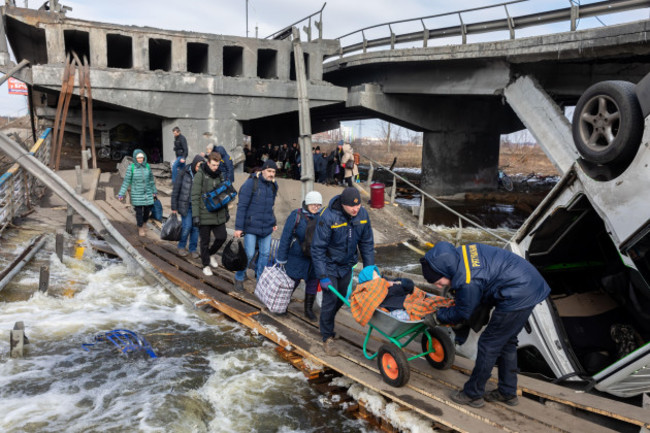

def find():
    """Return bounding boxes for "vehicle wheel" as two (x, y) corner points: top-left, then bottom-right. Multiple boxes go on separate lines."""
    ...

(97, 147), (110, 159)
(377, 343), (410, 387)
(421, 327), (455, 370)
(572, 80), (643, 166)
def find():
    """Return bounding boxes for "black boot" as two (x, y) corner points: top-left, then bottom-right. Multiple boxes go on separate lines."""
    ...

(304, 293), (317, 322)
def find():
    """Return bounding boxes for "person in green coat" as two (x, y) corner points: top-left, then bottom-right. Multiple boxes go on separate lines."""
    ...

(191, 152), (229, 276)
(118, 149), (157, 236)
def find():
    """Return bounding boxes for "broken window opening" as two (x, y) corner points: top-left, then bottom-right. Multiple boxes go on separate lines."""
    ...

(257, 49), (277, 79)
(223, 46), (243, 77)
(187, 42), (209, 74)
(106, 34), (133, 69)
(64, 29), (90, 65)
(289, 52), (309, 81)
(149, 38), (172, 71)
(5, 16), (48, 65)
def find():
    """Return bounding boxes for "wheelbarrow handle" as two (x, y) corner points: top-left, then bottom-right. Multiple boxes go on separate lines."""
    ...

(327, 284), (352, 308)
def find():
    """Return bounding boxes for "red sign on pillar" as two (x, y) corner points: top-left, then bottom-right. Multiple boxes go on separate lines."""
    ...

(8, 77), (28, 95)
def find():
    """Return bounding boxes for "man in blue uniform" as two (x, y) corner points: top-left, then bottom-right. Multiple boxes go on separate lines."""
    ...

(421, 241), (550, 408)
(311, 187), (375, 356)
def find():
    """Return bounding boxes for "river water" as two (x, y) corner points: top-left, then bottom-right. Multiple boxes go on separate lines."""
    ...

(0, 229), (378, 433)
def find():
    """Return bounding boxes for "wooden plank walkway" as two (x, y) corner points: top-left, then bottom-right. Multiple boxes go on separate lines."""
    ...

(92, 195), (649, 433)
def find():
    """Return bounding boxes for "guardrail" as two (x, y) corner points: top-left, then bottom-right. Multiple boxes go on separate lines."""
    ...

(333, 0), (650, 58)
(0, 128), (51, 235)
(266, 2), (326, 41)
(358, 151), (511, 246)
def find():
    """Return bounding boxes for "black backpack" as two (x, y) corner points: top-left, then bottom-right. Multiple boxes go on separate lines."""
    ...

(292, 210), (318, 258)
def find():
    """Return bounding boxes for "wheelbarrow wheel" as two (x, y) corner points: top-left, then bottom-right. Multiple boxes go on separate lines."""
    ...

(377, 343), (410, 387)
(421, 327), (455, 370)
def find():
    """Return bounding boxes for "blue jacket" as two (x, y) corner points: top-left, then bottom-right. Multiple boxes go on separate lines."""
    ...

(276, 206), (318, 281)
(235, 172), (278, 236)
(425, 241), (550, 324)
(311, 195), (375, 279)
(313, 153), (326, 173)
(214, 145), (235, 183)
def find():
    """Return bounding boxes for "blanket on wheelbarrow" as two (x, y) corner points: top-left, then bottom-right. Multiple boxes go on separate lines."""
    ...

(351, 278), (455, 326)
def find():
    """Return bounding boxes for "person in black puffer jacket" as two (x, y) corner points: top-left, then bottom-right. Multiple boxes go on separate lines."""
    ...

(171, 154), (204, 259)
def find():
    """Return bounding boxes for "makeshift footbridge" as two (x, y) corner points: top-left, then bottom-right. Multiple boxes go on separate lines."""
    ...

(1, 130), (648, 433)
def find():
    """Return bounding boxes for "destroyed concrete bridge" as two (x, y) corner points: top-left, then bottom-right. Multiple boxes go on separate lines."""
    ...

(2, 0), (650, 194)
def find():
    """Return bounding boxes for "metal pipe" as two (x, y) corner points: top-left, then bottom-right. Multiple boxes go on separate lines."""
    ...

(0, 234), (47, 292)
(0, 59), (30, 86)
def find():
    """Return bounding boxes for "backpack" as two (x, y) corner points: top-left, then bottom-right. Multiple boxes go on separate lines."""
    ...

(292, 210), (317, 257)
(353, 152), (360, 165)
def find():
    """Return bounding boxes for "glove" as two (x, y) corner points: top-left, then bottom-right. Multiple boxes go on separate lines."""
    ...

(423, 312), (441, 329)
(117, 195), (124, 201)
(153, 194), (158, 200)
(192, 216), (200, 227)
(320, 278), (332, 290)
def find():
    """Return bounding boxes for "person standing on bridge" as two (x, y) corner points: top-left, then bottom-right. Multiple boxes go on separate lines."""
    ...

(191, 152), (229, 276)
(311, 187), (375, 356)
(275, 190), (323, 322)
(233, 159), (279, 292)
(171, 154), (203, 259)
(171, 126), (188, 184)
(420, 241), (550, 408)
(118, 149), (157, 237)
(340, 142), (358, 187)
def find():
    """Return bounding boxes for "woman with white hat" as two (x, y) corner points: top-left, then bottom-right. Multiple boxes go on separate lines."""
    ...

(118, 149), (157, 236)
(275, 190), (323, 321)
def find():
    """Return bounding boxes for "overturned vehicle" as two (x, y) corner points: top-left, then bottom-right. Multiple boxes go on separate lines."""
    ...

(471, 78), (650, 398)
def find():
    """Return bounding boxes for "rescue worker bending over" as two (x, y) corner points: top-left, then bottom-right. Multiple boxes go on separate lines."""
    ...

(311, 187), (375, 356)
(421, 241), (550, 408)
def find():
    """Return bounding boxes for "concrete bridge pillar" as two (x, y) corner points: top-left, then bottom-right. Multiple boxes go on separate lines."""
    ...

(421, 123), (501, 196)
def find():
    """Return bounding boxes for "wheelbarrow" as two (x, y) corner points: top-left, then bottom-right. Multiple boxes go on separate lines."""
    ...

(327, 284), (455, 387)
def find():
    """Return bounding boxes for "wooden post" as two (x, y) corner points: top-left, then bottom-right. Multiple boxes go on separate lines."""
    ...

(418, 195), (425, 227)
(56, 230), (64, 261)
(367, 163), (374, 186)
(390, 175), (396, 205)
(10, 321), (27, 358)
(38, 265), (49, 293)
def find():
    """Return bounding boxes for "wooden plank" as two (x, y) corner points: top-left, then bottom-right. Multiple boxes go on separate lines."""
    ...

(453, 356), (649, 429)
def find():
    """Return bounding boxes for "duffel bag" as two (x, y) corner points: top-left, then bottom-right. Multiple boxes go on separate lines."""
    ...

(202, 181), (237, 212)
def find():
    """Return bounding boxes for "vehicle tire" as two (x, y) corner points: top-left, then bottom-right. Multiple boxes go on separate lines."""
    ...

(572, 80), (643, 166)
(421, 327), (455, 370)
(377, 343), (410, 387)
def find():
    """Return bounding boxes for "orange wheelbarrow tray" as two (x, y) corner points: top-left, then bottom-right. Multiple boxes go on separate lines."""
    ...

(327, 284), (455, 387)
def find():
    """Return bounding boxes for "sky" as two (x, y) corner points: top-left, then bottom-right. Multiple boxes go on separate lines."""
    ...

(2, 0), (648, 136)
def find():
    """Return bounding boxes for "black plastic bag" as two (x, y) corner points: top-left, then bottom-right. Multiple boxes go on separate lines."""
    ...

(222, 238), (248, 271)
(160, 213), (182, 241)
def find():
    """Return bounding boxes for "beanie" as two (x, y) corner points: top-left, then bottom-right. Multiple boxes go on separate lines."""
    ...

(340, 187), (361, 206)
(304, 191), (322, 206)
(261, 159), (277, 170)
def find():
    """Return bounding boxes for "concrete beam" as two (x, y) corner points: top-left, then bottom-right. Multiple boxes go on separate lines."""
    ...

(504, 75), (578, 175)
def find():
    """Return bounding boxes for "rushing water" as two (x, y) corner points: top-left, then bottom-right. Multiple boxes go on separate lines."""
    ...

(0, 230), (377, 433)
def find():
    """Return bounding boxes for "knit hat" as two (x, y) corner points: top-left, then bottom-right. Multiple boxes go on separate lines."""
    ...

(135, 152), (145, 159)
(340, 187), (361, 206)
(420, 257), (444, 283)
(261, 159), (277, 170)
(304, 191), (322, 206)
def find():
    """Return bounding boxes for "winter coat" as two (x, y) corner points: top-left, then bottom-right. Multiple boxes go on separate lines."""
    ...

(276, 206), (318, 281)
(341, 144), (358, 178)
(313, 153), (326, 174)
(191, 164), (229, 226)
(425, 241), (551, 325)
(173, 133), (188, 159)
(311, 195), (375, 279)
(118, 149), (157, 206)
(234, 172), (278, 236)
(171, 165), (194, 216)
(214, 145), (235, 183)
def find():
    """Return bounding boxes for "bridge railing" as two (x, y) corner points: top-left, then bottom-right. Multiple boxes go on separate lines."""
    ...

(357, 151), (511, 246)
(0, 128), (51, 235)
(266, 2), (327, 41)
(332, 0), (650, 59)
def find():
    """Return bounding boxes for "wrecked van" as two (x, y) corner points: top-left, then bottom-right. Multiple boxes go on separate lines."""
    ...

(501, 78), (650, 397)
